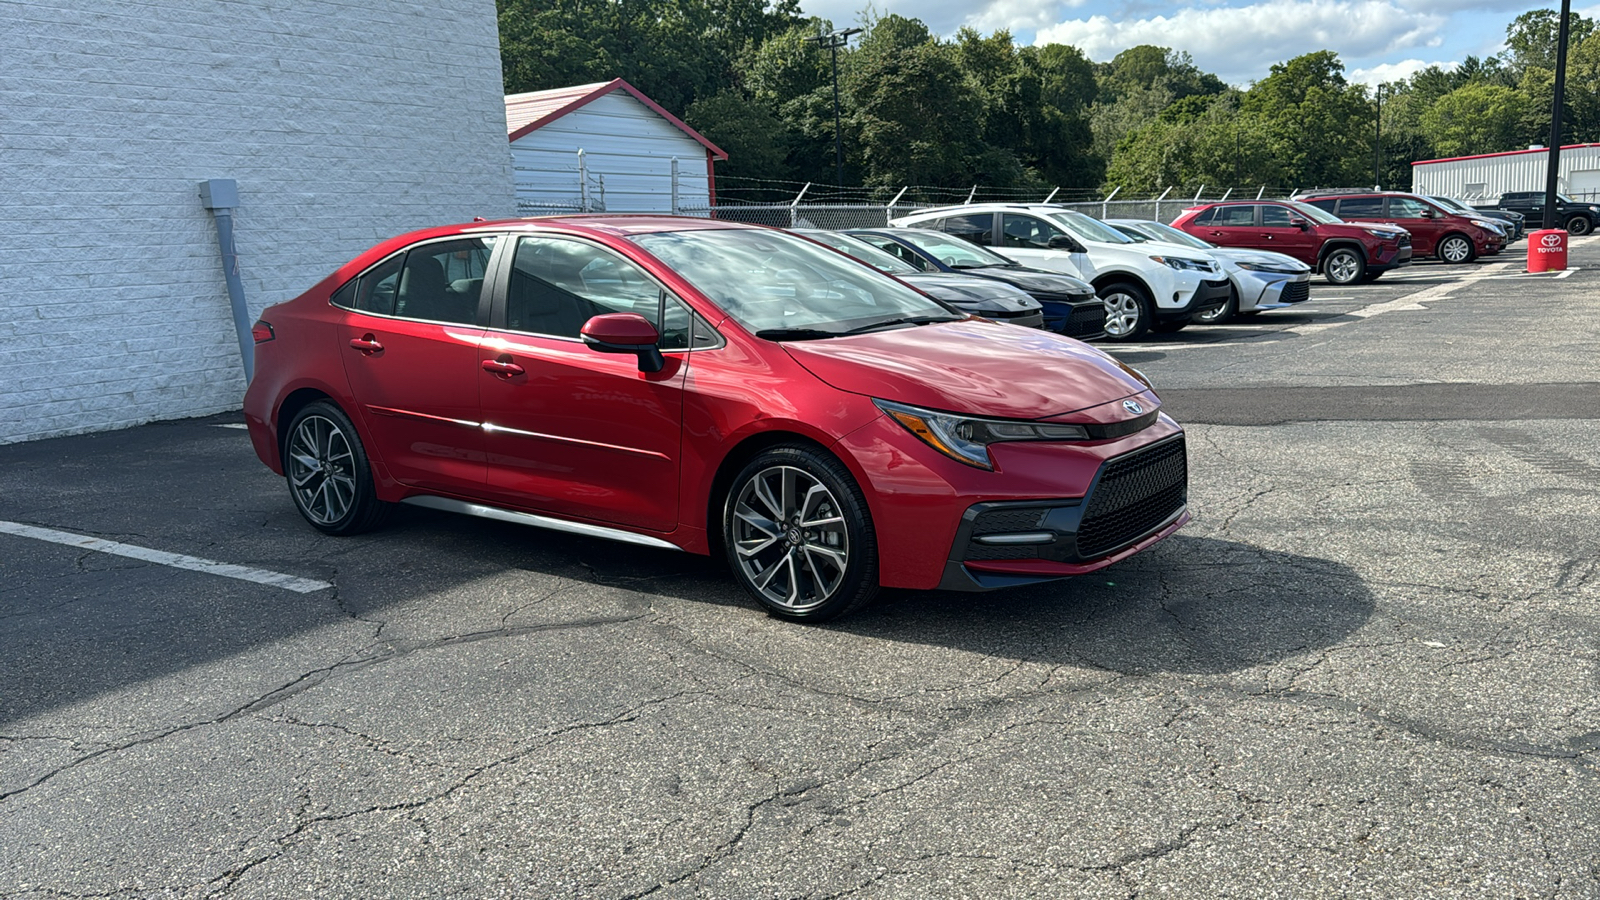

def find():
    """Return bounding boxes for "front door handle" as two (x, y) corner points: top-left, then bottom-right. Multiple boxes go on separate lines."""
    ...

(481, 357), (526, 378)
(349, 335), (383, 354)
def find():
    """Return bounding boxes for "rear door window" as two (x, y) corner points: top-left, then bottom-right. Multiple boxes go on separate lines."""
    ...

(937, 213), (996, 246)
(1212, 205), (1257, 227)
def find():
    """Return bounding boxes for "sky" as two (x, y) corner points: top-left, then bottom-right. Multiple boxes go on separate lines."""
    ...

(806, 0), (1600, 88)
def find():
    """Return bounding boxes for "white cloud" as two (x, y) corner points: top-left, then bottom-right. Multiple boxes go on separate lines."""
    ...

(969, 0), (1087, 33)
(1033, 0), (1448, 85)
(1347, 58), (1457, 86)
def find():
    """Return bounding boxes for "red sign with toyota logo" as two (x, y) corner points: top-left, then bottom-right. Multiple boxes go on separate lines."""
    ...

(1528, 229), (1567, 272)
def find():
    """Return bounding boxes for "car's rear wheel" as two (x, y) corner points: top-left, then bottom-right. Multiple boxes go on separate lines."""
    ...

(1194, 288), (1238, 324)
(1323, 247), (1366, 285)
(1100, 282), (1152, 341)
(723, 445), (878, 622)
(284, 401), (390, 535)
(1437, 233), (1474, 264)
(1567, 215), (1593, 236)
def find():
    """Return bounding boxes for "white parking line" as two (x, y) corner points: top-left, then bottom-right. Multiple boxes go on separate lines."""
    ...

(214, 423), (250, 430)
(0, 521), (332, 594)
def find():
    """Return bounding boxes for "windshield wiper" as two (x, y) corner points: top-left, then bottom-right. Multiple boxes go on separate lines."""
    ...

(754, 327), (841, 341)
(844, 314), (962, 334)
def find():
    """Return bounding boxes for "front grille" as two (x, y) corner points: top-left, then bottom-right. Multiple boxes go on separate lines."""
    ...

(966, 508), (1049, 560)
(1397, 234), (1412, 247)
(1066, 303), (1107, 337)
(1280, 281), (1310, 303)
(1076, 437), (1187, 559)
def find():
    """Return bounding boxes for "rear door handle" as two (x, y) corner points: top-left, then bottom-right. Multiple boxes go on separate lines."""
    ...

(349, 335), (383, 354)
(481, 358), (525, 378)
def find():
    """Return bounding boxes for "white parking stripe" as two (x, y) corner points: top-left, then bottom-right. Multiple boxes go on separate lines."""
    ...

(0, 521), (332, 594)
(214, 423), (250, 430)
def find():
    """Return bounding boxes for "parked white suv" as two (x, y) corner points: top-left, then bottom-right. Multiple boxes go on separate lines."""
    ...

(891, 204), (1231, 340)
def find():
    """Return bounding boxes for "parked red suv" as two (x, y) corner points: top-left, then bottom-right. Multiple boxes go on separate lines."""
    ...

(1295, 190), (1503, 263)
(242, 216), (1190, 621)
(1171, 199), (1412, 285)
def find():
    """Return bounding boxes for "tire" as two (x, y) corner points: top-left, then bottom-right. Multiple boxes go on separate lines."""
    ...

(283, 400), (391, 535)
(1194, 287), (1238, 325)
(723, 444), (879, 622)
(1567, 215), (1593, 236)
(1437, 233), (1475, 264)
(1150, 319), (1188, 333)
(1099, 282), (1153, 341)
(1322, 246), (1366, 285)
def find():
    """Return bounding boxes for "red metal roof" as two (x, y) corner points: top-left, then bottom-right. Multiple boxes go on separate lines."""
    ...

(1412, 143), (1600, 166)
(504, 78), (728, 160)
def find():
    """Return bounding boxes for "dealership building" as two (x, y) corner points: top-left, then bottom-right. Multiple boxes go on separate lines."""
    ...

(1411, 143), (1600, 201)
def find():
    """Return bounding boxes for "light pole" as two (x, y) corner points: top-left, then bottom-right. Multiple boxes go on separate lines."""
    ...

(806, 26), (862, 187)
(1543, 0), (1573, 229)
(1373, 82), (1387, 189)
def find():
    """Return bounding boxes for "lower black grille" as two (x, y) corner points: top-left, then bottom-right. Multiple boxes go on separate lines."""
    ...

(1280, 281), (1310, 303)
(965, 508), (1049, 560)
(1398, 234), (1413, 247)
(1065, 303), (1107, 338)
(1076, 437), (1187, 559)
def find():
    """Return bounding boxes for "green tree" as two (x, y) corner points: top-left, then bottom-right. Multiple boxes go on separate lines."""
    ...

(1421, 82), (1523, 156)
(1240, 51), (1370, 187)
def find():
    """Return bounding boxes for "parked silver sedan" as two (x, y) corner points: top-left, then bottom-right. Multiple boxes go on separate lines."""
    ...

(1107, 219), (1312, 324)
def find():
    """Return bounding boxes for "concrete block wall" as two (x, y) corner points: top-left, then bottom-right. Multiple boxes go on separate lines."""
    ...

(0, 0), (515, 444)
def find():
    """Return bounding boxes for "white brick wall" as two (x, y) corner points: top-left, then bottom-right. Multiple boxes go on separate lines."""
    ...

(0, 0), (515, 444)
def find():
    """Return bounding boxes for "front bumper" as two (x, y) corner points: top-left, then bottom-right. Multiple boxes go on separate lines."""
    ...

(1039, 295), (1107, 340)
(935, 433), (1190, 590)
(1155, 278), (1230, 323)
(1233, 270), (1311, 313)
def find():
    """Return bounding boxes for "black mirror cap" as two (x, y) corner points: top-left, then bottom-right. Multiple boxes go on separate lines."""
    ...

(1047, 235), (1081, 251)
(582, 334), (666, 373)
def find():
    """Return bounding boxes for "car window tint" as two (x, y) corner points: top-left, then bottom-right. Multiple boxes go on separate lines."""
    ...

(854, 235), (932, 270)
(1213, 205), (1257, 227)
(1338, 197), (1384, 217)
(394, 237), (497, 325)
(1190, 207), (1215, 225)
(1260, 205), (1295, 227)
(506, 237), (673, 341)
(1389, 197), (1429, 218)
(937, 214), (994, 246)
(1303, 198), (1337, 213)
(1001, 214), (1066, 249)
(352, 255), (403, 316)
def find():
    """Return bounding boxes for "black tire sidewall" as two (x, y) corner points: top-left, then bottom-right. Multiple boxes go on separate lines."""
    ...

(284, 400), (383, 535)
(1568, 215), (1593, 236)
(1101, 281), (1152, 342)
(1323, 247), (1365, 285)
(722, 444), (879, 622)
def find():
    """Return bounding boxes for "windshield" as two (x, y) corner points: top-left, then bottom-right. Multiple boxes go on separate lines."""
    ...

(1432, 196), (1471, 212)
(1045, 210), (1136, 244)
(1283, 200), (1343, 225)
(889, 230), (1017, 268)
(796, 231), (921, 276)
(1133, 221), (1215, 250)
(631, 228), (956, 336)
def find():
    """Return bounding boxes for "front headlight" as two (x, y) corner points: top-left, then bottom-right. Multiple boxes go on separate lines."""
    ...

(1148, 255), (1211, 271)
(1470, 219), (1499, 231)
(875, 399), (1090, 469)
(1363, 228), (1401, 240)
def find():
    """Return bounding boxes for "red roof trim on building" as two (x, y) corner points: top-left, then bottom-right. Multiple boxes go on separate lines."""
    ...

(505, 78), (728, 160)
(1411, 143), (1600, 166)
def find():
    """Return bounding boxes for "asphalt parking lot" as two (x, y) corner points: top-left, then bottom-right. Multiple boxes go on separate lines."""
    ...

(3, 240), (1599, 898)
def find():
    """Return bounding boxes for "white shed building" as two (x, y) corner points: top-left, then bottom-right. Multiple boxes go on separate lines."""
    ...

(1412, 143), (1600, 201)
(0, 0), (515, 445)
(506, 79), (728, 215)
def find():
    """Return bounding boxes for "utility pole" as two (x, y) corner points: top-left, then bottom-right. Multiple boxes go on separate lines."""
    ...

(1543, 0), (1573, 229)
(1373, 83), (1385, 189)
(806, 27), (862, 188)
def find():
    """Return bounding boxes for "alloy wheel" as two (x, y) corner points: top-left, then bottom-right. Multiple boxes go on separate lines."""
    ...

(731, 465), (849, 614)
(287, 415), (357, 526)
(1102, 293), (1142, 337)
(1326, 251), (1361, 284)
(1440, 236), (1472, 263)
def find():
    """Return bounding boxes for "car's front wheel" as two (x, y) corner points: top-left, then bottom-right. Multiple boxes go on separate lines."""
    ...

(1322, 247), (1366, 285)
(1194, 288), (1238, 324)
(723, 445), (878, 622)
(1567, 215), (1593, 236)
(1100, 282), (1152, 341)
(283, 401), (391, 535)
(1437, 233), (1475, 264)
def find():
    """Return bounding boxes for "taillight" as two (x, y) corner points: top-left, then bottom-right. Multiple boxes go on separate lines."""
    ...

(251, 320), (275, 343)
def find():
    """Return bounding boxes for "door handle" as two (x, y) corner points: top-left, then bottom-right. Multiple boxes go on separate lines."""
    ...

(348, 335), (383, 354)
(481, 358), (525, 378)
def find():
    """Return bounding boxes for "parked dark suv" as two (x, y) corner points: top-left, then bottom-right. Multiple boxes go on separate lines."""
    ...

(1170, 200), (1412, 285)
(1296, 190), (1503, 263)
(1487, 192), (1600, 236)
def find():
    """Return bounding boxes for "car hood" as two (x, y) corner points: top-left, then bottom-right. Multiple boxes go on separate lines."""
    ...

(1209, 247), (1311, 271)
(1323, 222), (1408, 239)
(900, 273), (1040, 313)
(782, 319), (1148, 419)
(957, 265), (1097, 297)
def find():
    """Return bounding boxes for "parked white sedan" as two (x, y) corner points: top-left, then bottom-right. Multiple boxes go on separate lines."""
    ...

(1107, 219), (1313, 324)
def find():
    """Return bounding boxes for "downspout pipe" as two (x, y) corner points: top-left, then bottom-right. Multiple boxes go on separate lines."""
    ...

(199, 179), (254, 382)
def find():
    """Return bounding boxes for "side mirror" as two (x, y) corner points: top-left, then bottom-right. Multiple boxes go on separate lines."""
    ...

(1048, 235), (1082, 252)
(1289, 217), (1310, 230)
(581, 313), (665, 373)
(1420, 208), (1435, 218)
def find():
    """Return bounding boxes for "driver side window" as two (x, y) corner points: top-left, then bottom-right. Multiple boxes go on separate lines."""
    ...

(1002, 214), (1066, 249)
(505, 237), (700, 349)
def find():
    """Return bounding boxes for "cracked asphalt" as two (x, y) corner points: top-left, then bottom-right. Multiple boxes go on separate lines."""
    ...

(2, 240), (1598, 898)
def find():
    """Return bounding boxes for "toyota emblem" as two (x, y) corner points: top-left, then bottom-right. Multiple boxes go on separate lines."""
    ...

(1123, 399), (1144, 415)
(1542, 233), (1563, 248)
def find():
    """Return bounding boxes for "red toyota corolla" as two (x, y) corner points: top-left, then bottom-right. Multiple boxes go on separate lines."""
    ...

(243, 216), (1190, 621)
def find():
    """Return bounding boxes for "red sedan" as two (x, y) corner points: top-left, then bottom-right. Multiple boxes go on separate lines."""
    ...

(243, 217), (1190, 621)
